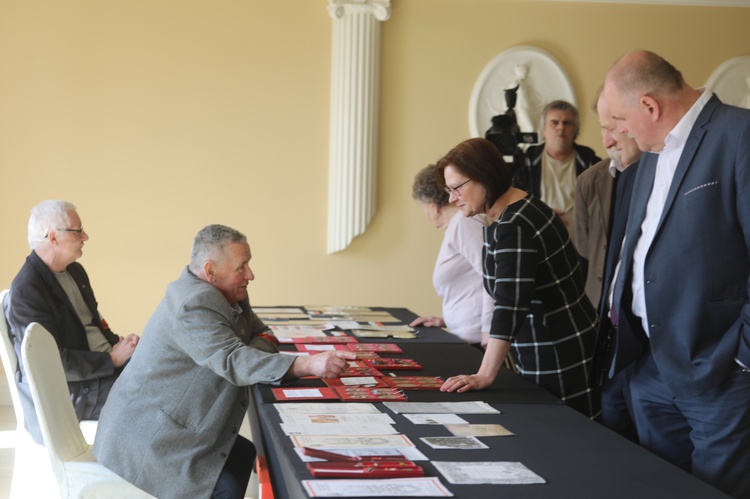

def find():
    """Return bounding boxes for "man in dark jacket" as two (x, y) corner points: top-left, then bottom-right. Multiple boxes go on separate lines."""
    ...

(515, 100), (601, 244)
(5, 199), (138, 444)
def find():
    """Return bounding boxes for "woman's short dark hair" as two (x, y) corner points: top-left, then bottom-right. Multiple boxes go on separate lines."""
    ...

(435, 138), (512, 211)
(412, 164), (450, 206)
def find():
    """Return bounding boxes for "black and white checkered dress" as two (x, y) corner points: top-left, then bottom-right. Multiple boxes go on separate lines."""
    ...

(484, 195), (599, 418)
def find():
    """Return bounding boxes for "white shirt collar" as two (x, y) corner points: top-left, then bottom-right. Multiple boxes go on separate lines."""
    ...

(661, 88), (711, 154)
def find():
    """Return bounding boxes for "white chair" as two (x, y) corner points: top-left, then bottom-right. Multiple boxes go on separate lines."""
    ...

(21, 321), (155, 498)
(1, 289), (58, 498)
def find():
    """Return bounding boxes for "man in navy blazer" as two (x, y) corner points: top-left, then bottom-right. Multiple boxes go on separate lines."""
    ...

(603, 50), (750, 497)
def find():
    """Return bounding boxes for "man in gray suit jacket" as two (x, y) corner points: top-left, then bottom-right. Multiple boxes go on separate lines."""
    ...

(93, 224), (355, 499)
(603, 50), (750, 497)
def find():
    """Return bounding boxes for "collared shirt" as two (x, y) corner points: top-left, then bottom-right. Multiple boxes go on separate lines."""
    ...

(607, 157), (625, 178)
(631, 89), (711, 336)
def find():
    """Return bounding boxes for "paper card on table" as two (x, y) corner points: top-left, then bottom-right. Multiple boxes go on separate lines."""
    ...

(339, 361), (384, 378)
(323, 376), (389, 388)
(352, 330), (417, 339)
(295, 446), (429, 462)
(403, 414), (469, 425)
(419, 436), (488, 450)
(296, 343), (349, 352)
(270, 325), (330, 338)
(306, 306), (374, 315)
(253, 307), (306, 314)
(383, 401), (500, 414)
(257, 313), (310, 320)
(279, 413), (396, 425)
(333, 386), (408, 402)
(291, 434), (415, 449)
(301, 477), (454, 497)
(431, 461), (546, 485)
(279, 335), (358, 344)
(274, 402), (380, 415)
(362, 358), (422, 370)
(352, 325), (415, 332)
(280, 422), (399, 436)
(272, 388), (339, 401)
(347, 343), (403, 353)
(264, 319), (333, 325)
(348, 313), (402, 322)
(445, 424), (514, 437)
(329, 321), (362, 329)
(384, 376), (444, 390)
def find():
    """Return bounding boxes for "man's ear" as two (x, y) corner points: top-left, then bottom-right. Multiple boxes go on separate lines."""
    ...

(203, 260), (215, 283)
(46, 229), (59, 245)
(640, 95), (661, 122)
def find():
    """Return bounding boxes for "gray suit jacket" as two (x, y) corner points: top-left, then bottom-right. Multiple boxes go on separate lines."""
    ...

(93, 267), (295, 499)
(575, 158), (614, 309)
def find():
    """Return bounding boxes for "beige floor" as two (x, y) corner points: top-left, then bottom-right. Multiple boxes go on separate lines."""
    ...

(0, 376), (17, 499)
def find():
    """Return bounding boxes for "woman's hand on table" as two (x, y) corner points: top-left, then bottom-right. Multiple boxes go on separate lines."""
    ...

(440, 373), (493, 392)
(409, 316), (446, 328)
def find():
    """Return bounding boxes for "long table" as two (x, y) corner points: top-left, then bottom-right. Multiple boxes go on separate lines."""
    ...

(250, 307), (728, 499)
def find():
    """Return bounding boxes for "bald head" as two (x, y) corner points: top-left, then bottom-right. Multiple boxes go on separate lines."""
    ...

(605, 50), (685, 103)
(602, 50), (699, 152)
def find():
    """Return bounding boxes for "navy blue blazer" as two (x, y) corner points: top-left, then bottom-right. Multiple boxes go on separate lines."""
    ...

(589, 161), (639, 384)
(610, 94), (750, 399)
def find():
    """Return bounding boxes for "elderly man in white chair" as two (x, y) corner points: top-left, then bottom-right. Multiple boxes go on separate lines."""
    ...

(5, 199), (139, 445)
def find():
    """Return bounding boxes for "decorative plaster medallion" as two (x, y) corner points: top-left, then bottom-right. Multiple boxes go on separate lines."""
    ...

(469, 46), (576, 138)
(705, 55), (750, 109)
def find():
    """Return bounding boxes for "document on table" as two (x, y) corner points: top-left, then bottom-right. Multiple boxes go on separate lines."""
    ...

(384, 401), (500, 414)
(420, 436), (488, 450)
(269, 325), (330, 338)
(279, 413), (396, 425)
(431, 461), (546, 485)
(290, 434), (415, 449)
(280, 422), (399, 436)
(294, 446), (429, 462)
(402, 414), (468, 425)
(274, 402), (381, 415)
(301, 477), (454, 497)
(445, 423), (515, 437)
(253, 307), (306, 314)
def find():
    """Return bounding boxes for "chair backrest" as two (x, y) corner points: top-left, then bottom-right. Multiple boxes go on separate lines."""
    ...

(0, 289), (25, 431)
(21, 322), (90, 472)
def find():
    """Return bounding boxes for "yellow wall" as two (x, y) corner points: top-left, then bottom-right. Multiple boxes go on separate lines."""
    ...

(1, 0), (749, 334)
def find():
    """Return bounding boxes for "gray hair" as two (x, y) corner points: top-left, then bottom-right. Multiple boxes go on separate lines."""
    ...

(539, 100), (580, 139)
(189, 224), (247, 274)
(28, 200), (76, 249)
(411, 164), (450, 206)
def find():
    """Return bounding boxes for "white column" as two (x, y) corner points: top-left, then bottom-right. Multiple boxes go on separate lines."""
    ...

(326, 0), (391, 254)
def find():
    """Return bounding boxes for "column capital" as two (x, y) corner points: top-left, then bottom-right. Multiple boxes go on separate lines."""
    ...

(327, 0), (391, 21)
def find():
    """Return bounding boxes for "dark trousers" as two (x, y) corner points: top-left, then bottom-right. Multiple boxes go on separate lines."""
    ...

(600, 363), (638, 443)
(630, 347), (750, 498)
(212, 435), (256, 499)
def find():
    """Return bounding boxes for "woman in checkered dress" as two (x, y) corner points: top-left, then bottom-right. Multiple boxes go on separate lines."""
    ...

(437, 137), (599, 418)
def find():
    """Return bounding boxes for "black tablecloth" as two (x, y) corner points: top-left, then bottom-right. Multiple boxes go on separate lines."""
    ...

(251, 307), (728, 499)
